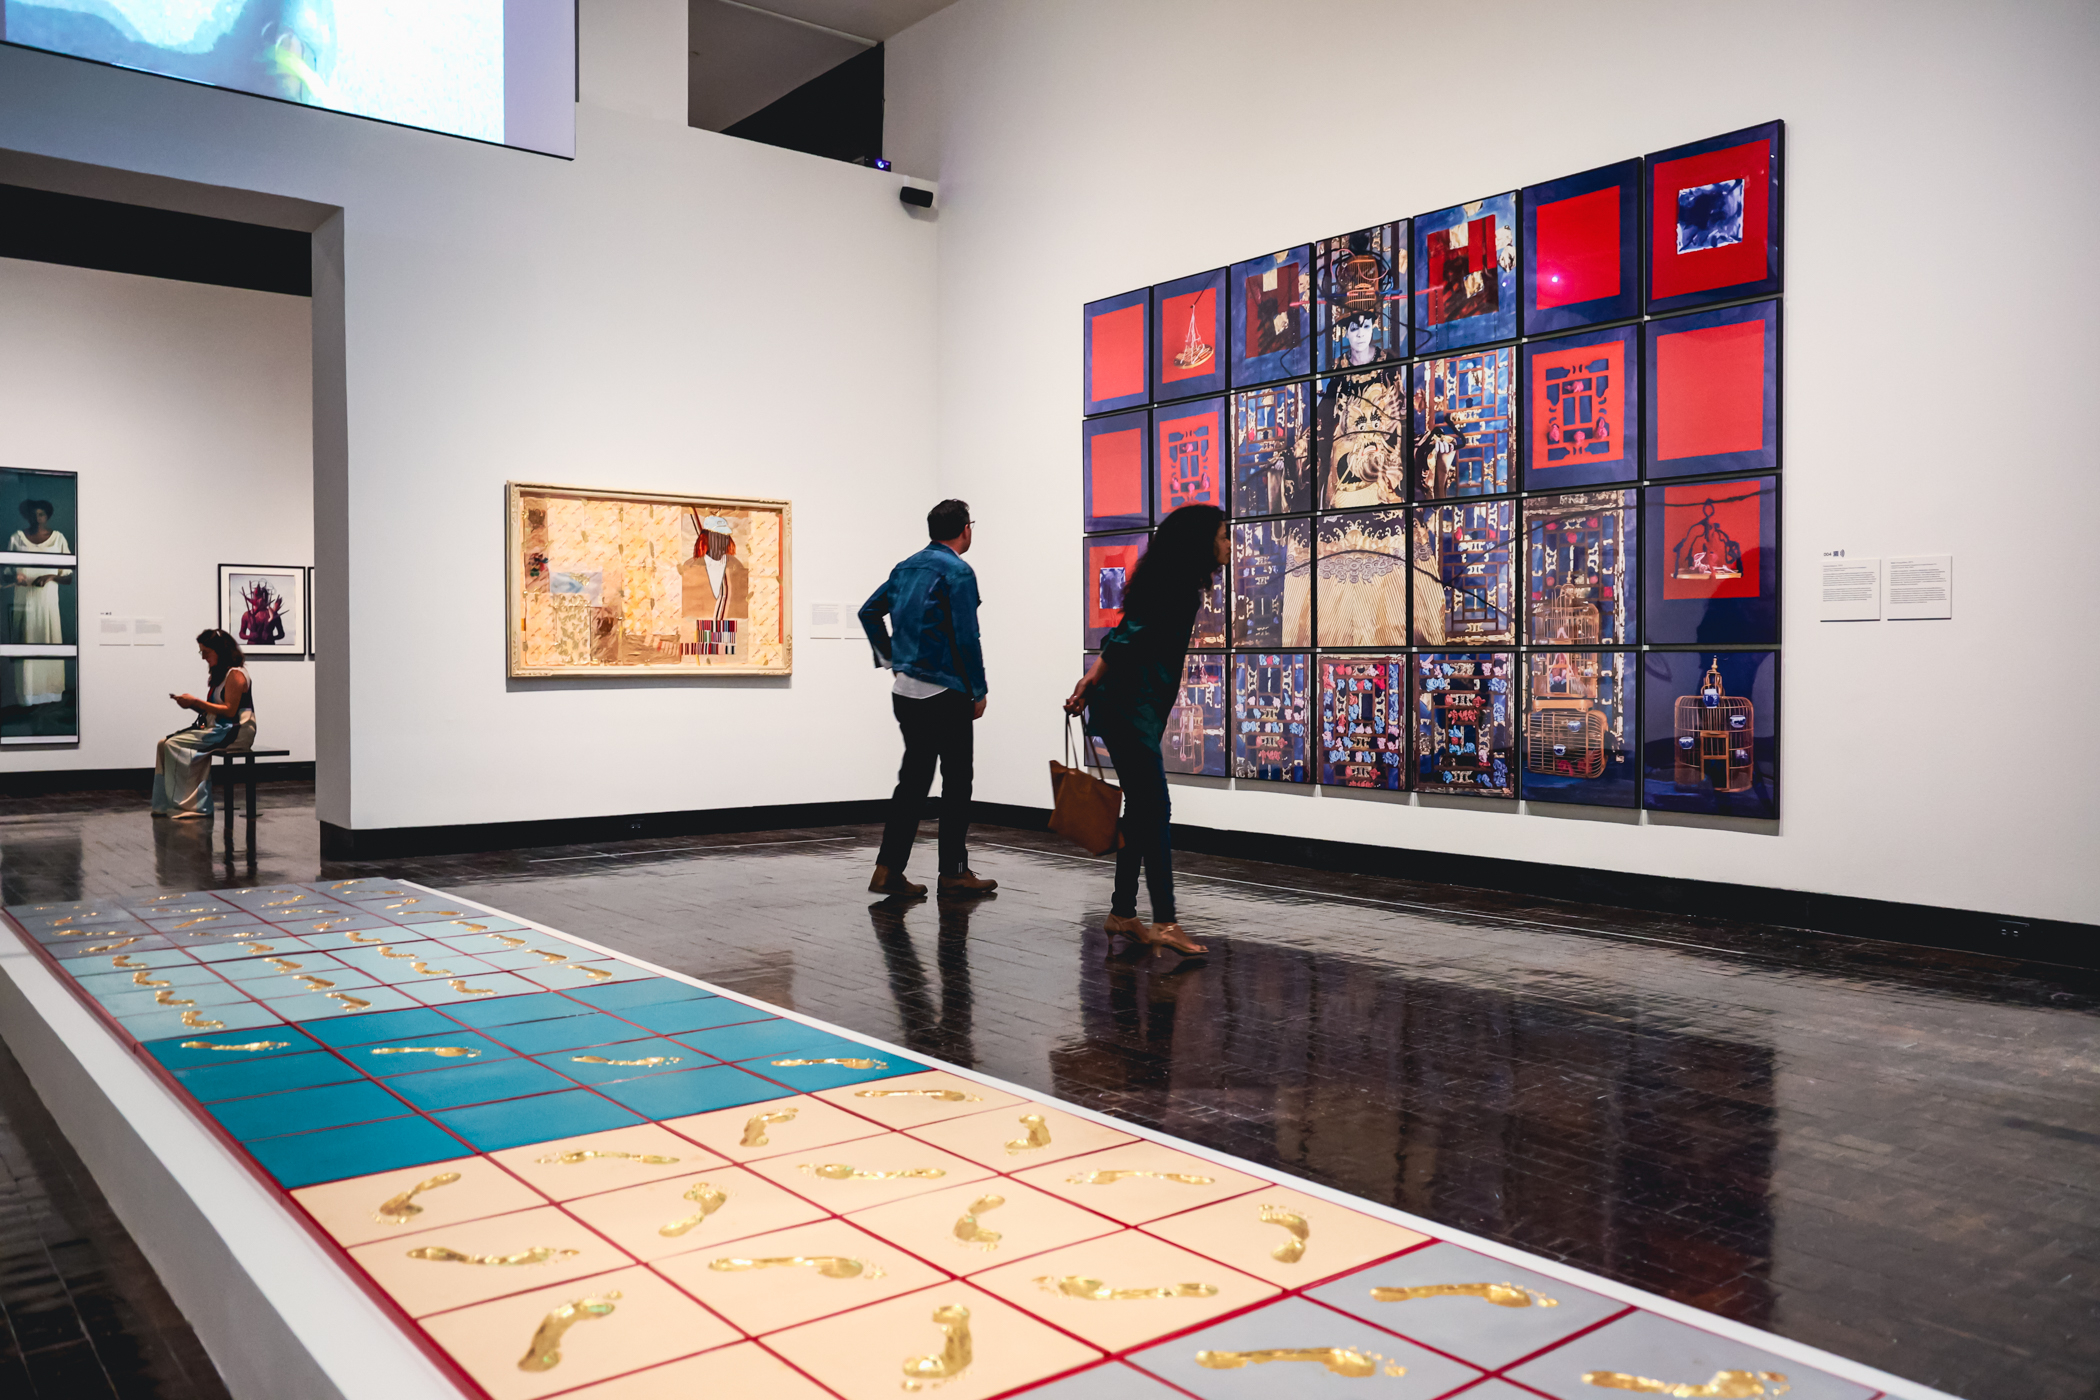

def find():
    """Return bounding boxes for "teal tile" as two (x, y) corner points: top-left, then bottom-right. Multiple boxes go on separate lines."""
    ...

(593, 1065), (783, 1119)
(431, 1089), (643, 1152)
(564, 978), (711, 1012)
(266, 913), (394, 936)
(175, 1050), (366, 1103)
(756, 1056), (929, 1093)
(401, 916), (532, 941)
(303, 1006), (466, 1047)
(442, 991), (590, 1029)
(481, 1012), (656, 1056)
(675, 1020), (872, 1065)
(349, 894), (492, 919)
(6, 898), (99, 916)
(209, 1080), (411, 1142)
(1504, 1311), (1873, 1400)
(535, 1039), (702, 1085)
(143, 1025), (319, 1069)
(74, 963), (225, 998)
(385, 1057), (578, 1112)
(295, 878), (418, 898)
(57, 947), (194, 975)
(472, 946), (588, 972)
(621, 997), (772, 1036)
(331, 942), (493, 984)
(270, 987), (423, 1022)
(396, 971), (546, 1006)
(40, 932), (178, 959)
(515, 960), (658, 993)
(119, 895), (239, 920)
(144, 912), (258, 936)
(248, 1115), (470, 1190)
(188, 935), (321, 962)
(95, 981), (253, 1016)
(338, 1030), (517, 1076)
(212, 952), (357, 982)
(114, 1003), (285, 1041)
(247, 969), (388, 1001)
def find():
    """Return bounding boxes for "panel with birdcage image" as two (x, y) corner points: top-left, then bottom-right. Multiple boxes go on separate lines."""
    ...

(1641, 650), (1777, 818)
(1520, 650), (1638, 808)
(1525, 488), (1636, 646)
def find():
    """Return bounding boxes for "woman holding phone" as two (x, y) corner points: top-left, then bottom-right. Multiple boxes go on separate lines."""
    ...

(151, 628), (256, 817)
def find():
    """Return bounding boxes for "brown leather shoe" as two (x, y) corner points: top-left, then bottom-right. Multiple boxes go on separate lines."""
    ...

(869, 865), (927, 896)
(937, 870), (998, 894)
(1103, 914), (1148, 937)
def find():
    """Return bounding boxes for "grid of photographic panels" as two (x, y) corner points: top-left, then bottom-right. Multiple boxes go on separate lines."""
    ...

(5, 879), (1906, 1400)
(1079, 122), (1783, 817)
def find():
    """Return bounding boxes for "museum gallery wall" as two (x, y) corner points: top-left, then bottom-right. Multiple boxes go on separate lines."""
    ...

(1080, 123), (1782, 817)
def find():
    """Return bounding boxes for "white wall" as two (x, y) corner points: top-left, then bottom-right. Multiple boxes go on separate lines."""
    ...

(886, 0), (2100, 924)
(0, 0), (940, 831)
(0, 257), (315, 770)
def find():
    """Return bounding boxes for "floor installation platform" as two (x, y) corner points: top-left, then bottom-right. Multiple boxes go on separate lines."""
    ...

(0, 879), (1946, 1400)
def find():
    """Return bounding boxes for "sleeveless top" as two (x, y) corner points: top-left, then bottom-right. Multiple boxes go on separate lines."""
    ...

(209, 668), (256, 716)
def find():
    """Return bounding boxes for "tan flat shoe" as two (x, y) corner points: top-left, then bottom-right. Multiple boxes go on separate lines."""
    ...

(1137, 922), (1208, 955)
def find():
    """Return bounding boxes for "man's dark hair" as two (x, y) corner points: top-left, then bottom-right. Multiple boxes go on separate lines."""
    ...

(927, 499), (971, 542)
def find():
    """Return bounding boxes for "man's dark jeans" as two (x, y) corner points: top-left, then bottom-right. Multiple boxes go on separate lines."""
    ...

(1097, 717), (1175, 923)
(875, 688), (974, 877)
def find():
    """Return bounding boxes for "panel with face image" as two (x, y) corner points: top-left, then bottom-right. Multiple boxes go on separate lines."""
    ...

(1316, 221), (1408, 371)
(2, 467), (80, 746)
(1318, 366), (1409, 510)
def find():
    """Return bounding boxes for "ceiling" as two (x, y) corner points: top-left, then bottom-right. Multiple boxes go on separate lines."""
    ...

(688, 0), (964, 133)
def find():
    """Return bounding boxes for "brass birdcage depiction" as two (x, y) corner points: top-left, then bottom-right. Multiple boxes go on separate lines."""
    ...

(1674, 657), (1754, 792)
(1533, 585), (1601, 645)
(1524, 652), (1606, 779)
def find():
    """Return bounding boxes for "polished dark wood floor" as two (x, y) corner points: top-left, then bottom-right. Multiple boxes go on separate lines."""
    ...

(1, 784), (2096, 1400)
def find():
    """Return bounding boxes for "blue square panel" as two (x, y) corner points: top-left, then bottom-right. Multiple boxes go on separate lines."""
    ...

(58, 947), (196, 976)
(674, 1020), (875, 1066)
(334, 948), (498, 986)
(301, 1006), (466, 1047)
(7, 898), (102, 917)
(431, 1089), (644, 1152)
(620, 997), (772, 1036)
(592, 1065), (783, 1119)
(535, 1039), (700, 1085)
(143, 1025), (319, 1069)
(18, 906), (148, 933)
(440, 991), (589, 1029)
(385, 1057), (578, 1112)
(269, 987), (423, 1022)
(1130, 1296), (1481, 1398)
(562, 979), (710, 1012)
(754, 1056), (929, 1093)
(337, 1029), (518, 1077)
(396, 972), (546, 1006)
(1305, 1243), (1623, 1369)
(516, 960), (657, 993)
(481, 1012), (658, 1056)
(95, 980), (254, 1016)
(174, 1051), (366, 1103)
(247, 1115), (470, 1190)
(114, 1003), (285, 1042)
(74, 963), (226, 998)
(209, 1080), (411, 1142)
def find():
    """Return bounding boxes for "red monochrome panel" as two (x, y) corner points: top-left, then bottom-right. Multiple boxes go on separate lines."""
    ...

(1654, 319), (1766, 461)
(1088, 427), (1145, 519)
(1088, 305), (1146, 402)
(1534, 187), (1620, 309)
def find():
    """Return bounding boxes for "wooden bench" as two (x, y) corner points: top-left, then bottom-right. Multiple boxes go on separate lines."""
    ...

(213, 749), (291, 847)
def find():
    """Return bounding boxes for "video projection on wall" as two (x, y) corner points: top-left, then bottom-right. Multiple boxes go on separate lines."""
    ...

(1, 0), (577, 157)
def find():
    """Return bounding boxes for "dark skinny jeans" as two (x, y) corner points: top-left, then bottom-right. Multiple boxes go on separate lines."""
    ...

(1096, 717), (1175, 923)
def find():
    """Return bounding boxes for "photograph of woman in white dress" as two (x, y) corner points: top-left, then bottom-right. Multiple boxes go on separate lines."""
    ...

(4, 497), (74, 713)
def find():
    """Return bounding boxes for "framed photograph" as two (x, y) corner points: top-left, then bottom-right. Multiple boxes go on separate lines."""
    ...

(1412, 651), (1516, 797)
(1522, 158), (1641, 334)
(1165, 653), (1229, 776)
(1642, 649), (1778, 818)
(1413, 192), (1518, 353)
(1082, 531), (1147, 650)
(1229, 245), (1314, 386)
(1233, 381), (1312, 518)
(1522, 650), (1638, 808)
(1646, 120), (1783, 314)
(1413, 501), (1516, 648)
(507, 484), (790, 677)
(1153, 267), (1229, 402)
(1318, 655), (1406, 790)
(1154, 396), (1228, 517)
(1230, 517), (1311, 649)
(1643, 476), (1778, 645)
(1083, 286), (1151, 416)
(1645, 299), (1780, 481)
(1231, 652), (1310, 782)
(218, 564), (307, 657)
(1412, 346), (1515, 498)
(1525, 489), (1637, 647)
(1316, 221), (1408, 371)
(2, 466), (81, 744)
(1082, 410), (1150, 533)
(1315, 507), (1409, 648)
(1521, 323), (1640, 490)
(1317, 366), (1409, 509)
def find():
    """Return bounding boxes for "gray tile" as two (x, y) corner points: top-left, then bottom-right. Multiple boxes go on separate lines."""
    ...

(1504, 1310), (1875, 1400)
(1129, 1296), (1482, 1399)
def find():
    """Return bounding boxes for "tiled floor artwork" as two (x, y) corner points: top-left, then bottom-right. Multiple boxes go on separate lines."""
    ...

(3, 880), (1896, 1400)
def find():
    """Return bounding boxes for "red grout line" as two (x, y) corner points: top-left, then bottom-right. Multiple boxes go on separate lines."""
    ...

(1489, 1303), (1636, 1375)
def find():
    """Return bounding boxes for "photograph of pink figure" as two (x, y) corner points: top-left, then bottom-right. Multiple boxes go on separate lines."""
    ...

(217, 564), (306, 656)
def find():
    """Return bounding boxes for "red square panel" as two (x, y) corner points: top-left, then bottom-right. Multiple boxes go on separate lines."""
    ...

(1156, 406), (1223, 514)
(1089, 305), (1145, 402)
(1655, 320), (1766, 460)
(1662, 480), (1761, 599)
(1651, 139), (1770, 299)
(1088, 428), (1143, 518)
(1535, 186), (1620, 308)
(1087, 539), (1145, 631)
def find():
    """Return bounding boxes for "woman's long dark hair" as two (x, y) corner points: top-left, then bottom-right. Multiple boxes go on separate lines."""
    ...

(1124, 504), (1225, 619)
(195, 629), (245, 688)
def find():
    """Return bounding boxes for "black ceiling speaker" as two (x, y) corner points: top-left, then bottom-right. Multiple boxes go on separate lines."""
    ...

(900, 186), (934, 209)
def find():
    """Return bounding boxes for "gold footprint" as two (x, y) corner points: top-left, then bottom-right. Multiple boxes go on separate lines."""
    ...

(1067, 1169), (1214, 1186)
(1005, 1114), (1051, 1154)
(446, 978), (495, 995)
(179, 1010), (225, 1030)
(740, 1108), (798, 1147)
(78, 939), (139, 953)
(658, 1182), (728, 1237)
(153, 989), (194, 1007)
(531, 949), (568, 964)
(1196, 1348), (1403, 1378)
(293, 976), (337, 991)
(407, 1245), (578, 1266)
(772, 1057), (886, 1069)
(1370, 1282), (1558, 1308)
(1260, 1205), (1309, 1263)
(370, 1046), (480, 1059)
(375, 1171), (463, 1223)
(952, 1195), (1005, 1250)
(170, 916), (224, 929)
(1581, 1371), (1789, 1398)
(236, 941), (276, 953)
(413, 962), (455, 976)
(182, 1039), (290, 1052)
(328, 992), (373, 1011)
(377, 946), (417, 959)
(901, 1303), (972, 1390)
(265, 957), (304, 971)
(516, 1291), (620, 1373)
(1036, 1275), (1218, 1301)
(343, 930), (384, 943)
(708, 1255), (881, 1280)
(130, 970), (172, 988)
(801, 1163), (945, 1181)
(263, 895), (308, 907)
(854, 1088), (978, 1102)
(447, 922), (490, 934)
(535, 1149), (682, 1166)
(110, 955), (149, 969)
(488, 934), (527, 948)
(575, 967), (614, 981)
(308, 919), (354, 931)
(572, 1054), (680, 1067)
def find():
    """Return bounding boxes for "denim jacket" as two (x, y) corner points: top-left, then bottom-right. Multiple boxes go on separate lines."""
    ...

(859, 544), (988, 699)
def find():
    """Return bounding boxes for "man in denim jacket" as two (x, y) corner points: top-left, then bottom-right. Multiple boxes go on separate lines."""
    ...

(858, 499), (997, 897)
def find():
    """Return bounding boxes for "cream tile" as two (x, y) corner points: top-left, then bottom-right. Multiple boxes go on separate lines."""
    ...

(1011, 1142), (1267, 1226)
(561, 1165), (826, 1262)
(347, 1205), (631, 1317)
(663, 1092), (887, 1164)
(651, 1217), (948, 1335)
(905, 1103), (1138, 1171)
(1145, 1184), (1431, 1287)
(766, 1282), (1100, 1400)
(846, 1178), (1120, 1276)
(558, 1342), (832, 1398)
(420, 1266), (738, 1400)
(811, 1069), (1024, 1129)
(745, 1131), (993, 1211)
(971, 1229), (1278, 1353)
(488, 1123), (727, 1201)
(293, 1156), (547, 1248)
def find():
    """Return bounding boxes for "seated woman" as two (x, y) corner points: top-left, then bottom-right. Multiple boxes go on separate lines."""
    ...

(151, 628), (257, 818)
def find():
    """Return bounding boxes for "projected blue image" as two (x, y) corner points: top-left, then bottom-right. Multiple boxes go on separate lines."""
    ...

(3, 0), (569, 155)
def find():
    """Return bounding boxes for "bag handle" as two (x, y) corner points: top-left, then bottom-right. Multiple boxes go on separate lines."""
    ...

(1065, 714), (1109, 782)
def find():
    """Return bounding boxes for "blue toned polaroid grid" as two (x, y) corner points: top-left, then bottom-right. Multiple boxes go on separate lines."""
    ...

(1316, 221), (1409, 372)
(1228, 246), (1314, 386)
(1521, 650), (1639, 809)
(1231, 380), (1313, 518)
(1521, 158), (1643, 335)
(1413, 192), (1518, 353)
(1412, 347), (1515, 498)
(1231, 652), (1310, 783)
(1642, 650), (1778, 818)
